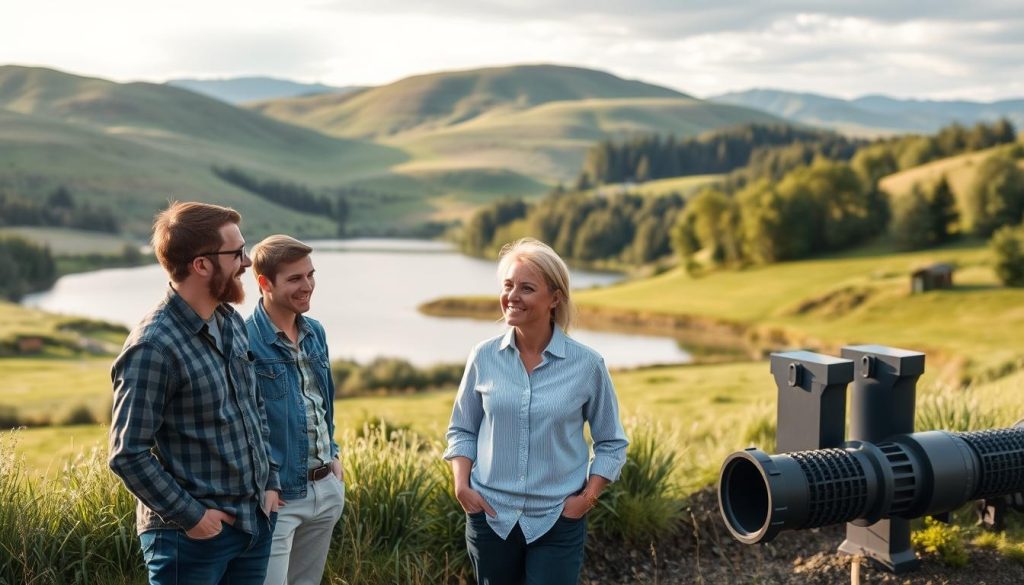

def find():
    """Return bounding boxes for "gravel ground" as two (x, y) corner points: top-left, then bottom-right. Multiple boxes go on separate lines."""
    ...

(580, 488), (1024, 585)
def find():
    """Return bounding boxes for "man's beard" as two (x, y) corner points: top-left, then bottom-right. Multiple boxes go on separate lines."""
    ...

(209, 262), (245, 304)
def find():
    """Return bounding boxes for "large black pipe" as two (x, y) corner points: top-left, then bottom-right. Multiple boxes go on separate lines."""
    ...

(718, 426), (1024, 544)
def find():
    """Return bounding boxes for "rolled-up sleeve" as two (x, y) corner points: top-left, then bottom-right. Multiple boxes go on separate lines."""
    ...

(444, 346), (482, 461)
(585, 358), (629, 481)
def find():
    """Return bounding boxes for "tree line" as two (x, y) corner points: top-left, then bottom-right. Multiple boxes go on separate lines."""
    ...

(461, 119), (1022, 275)
(846, 119), (1017, 186)
(211, 166), (349, 234)
(677, 139), (1022, 271)
(460, 189), (684, 265)
(0, 187), (119, 233)
(0, 237), (56, 301)
(578, 124), (863, 187)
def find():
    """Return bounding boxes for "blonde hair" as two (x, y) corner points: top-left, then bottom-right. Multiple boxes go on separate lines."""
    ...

(497, 238), (575, 332)
(251, 234), (313, 285)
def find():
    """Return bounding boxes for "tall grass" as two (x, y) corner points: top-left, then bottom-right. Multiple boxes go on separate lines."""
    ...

(916, 384), (1000, 432)
(0, 434), (139, 585)
(1, 422), (686, 585)
(589, 423), (685, 544)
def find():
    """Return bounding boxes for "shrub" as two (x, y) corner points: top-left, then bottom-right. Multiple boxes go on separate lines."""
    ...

(333, 357), (464, 396)
(967, 153), (1024, 237)
(0, 405), (22, 429)
(59, 403), (99, 426)
(911, 516), (969, 567)
(588, 422), (684, 545)
(991, 225), (1024, 287)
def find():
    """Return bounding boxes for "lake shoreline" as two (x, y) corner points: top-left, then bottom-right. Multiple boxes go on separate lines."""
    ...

(419, 295), (759, 362)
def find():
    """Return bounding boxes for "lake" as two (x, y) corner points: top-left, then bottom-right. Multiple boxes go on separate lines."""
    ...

(22, 239), (692, 367)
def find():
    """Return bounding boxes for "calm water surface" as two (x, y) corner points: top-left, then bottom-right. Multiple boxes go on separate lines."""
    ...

(23, 239), (691, 367)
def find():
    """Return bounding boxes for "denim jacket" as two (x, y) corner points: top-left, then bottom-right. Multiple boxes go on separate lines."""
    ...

(246, 299), (339, 500)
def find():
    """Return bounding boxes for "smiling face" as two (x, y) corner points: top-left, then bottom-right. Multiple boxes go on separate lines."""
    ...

(260, 254), (315, 317)
(500, 259), (559, 330)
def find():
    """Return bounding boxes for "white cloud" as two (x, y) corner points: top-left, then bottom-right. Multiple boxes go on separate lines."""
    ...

(1, 0), (1022, 101)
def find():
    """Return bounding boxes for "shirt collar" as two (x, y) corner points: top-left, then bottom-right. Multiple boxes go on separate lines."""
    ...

(164, 285), (235, 335)
(499, 325), (567, 359)
(254, 297), (310, 345)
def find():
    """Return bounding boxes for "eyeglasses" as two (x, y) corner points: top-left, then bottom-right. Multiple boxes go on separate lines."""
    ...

(195, 246), (247, 262)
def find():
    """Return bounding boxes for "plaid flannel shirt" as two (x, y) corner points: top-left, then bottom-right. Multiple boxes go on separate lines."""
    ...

(109, 287), (280, 535)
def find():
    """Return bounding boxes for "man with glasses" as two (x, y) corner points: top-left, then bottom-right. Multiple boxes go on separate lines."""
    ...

(109, 201), (281, 585)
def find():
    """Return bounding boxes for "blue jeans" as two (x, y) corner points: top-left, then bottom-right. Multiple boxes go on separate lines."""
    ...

(465, 512), (587, 585)
(139, 511), (276, 585)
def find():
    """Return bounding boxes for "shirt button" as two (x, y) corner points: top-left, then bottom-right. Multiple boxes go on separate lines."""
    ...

(519, 475), (525, 481)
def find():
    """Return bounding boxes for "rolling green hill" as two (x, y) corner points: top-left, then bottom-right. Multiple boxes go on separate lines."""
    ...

(878, 142), (1024, 230)
(255, 67), (788, 187)
(250, 64), (690, 139)
(0, 64), (793, 235)
(0, 66), (409, 237)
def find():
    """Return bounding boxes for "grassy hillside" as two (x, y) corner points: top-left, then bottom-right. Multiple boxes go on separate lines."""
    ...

(0, 67), (408, 237)
(578, 239), (1022, 382)
(250, 64), (689, 139)
(879, 141), (1024, 230)
(385, 98), (786, 184)
(1, 64), (788, 233)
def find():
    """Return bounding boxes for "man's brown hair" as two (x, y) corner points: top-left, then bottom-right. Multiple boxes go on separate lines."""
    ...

(251, 234), (313, 285)
(152, 201), (241, 283)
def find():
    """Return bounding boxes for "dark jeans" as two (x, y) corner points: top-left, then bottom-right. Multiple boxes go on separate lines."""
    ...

(139, 512), (276, 585)
(465, 512), (587, 585)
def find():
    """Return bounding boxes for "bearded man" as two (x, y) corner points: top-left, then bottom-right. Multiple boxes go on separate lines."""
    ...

(109, 201), (281, 585)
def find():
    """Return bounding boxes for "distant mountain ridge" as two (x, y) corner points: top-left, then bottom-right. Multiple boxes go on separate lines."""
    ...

(711, 88), (1024, 136)
(167, 76), (362, 104)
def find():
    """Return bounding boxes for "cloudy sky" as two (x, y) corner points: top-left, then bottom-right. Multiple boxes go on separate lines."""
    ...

(4, 0), (1023, 101)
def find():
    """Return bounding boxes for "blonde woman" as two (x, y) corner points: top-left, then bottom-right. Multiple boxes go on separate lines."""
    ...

(444, 238), (628, 585)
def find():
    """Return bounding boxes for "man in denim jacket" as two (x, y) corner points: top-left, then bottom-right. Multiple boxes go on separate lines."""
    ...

(246, 235), (344, 585)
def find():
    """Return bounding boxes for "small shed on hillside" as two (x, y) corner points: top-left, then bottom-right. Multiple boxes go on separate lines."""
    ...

(911, 263), (955, 294)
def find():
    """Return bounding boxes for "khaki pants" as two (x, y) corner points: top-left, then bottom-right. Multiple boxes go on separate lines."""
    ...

(263, 475), (345, 585)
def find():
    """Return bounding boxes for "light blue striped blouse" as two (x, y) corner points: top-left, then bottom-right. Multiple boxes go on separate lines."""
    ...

(444, 326), (629, 543)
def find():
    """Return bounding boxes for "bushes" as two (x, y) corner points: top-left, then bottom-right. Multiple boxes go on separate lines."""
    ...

(891, 177), (960, 250)
(589, 424), (684, 544)
(912, 517), (969, 567)
(991, 225), (1024, 287)
(0, 402), (103, 430)
(332, 358), (464, 397)
(966, 152), (1024, 237)
(0, 236), (57, 301)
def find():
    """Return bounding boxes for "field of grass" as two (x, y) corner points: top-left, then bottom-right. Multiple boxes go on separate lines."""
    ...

(6, 357), (771, 485)
(597, 173), (726, 198)
(0, 227), (139, 255)
(578, 238), (1023, 381)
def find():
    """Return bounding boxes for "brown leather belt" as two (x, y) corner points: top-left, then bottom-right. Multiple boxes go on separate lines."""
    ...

(308, 464), (331, 481)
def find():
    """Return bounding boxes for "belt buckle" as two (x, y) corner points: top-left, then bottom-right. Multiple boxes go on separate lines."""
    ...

(309, 464), (331, 481)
